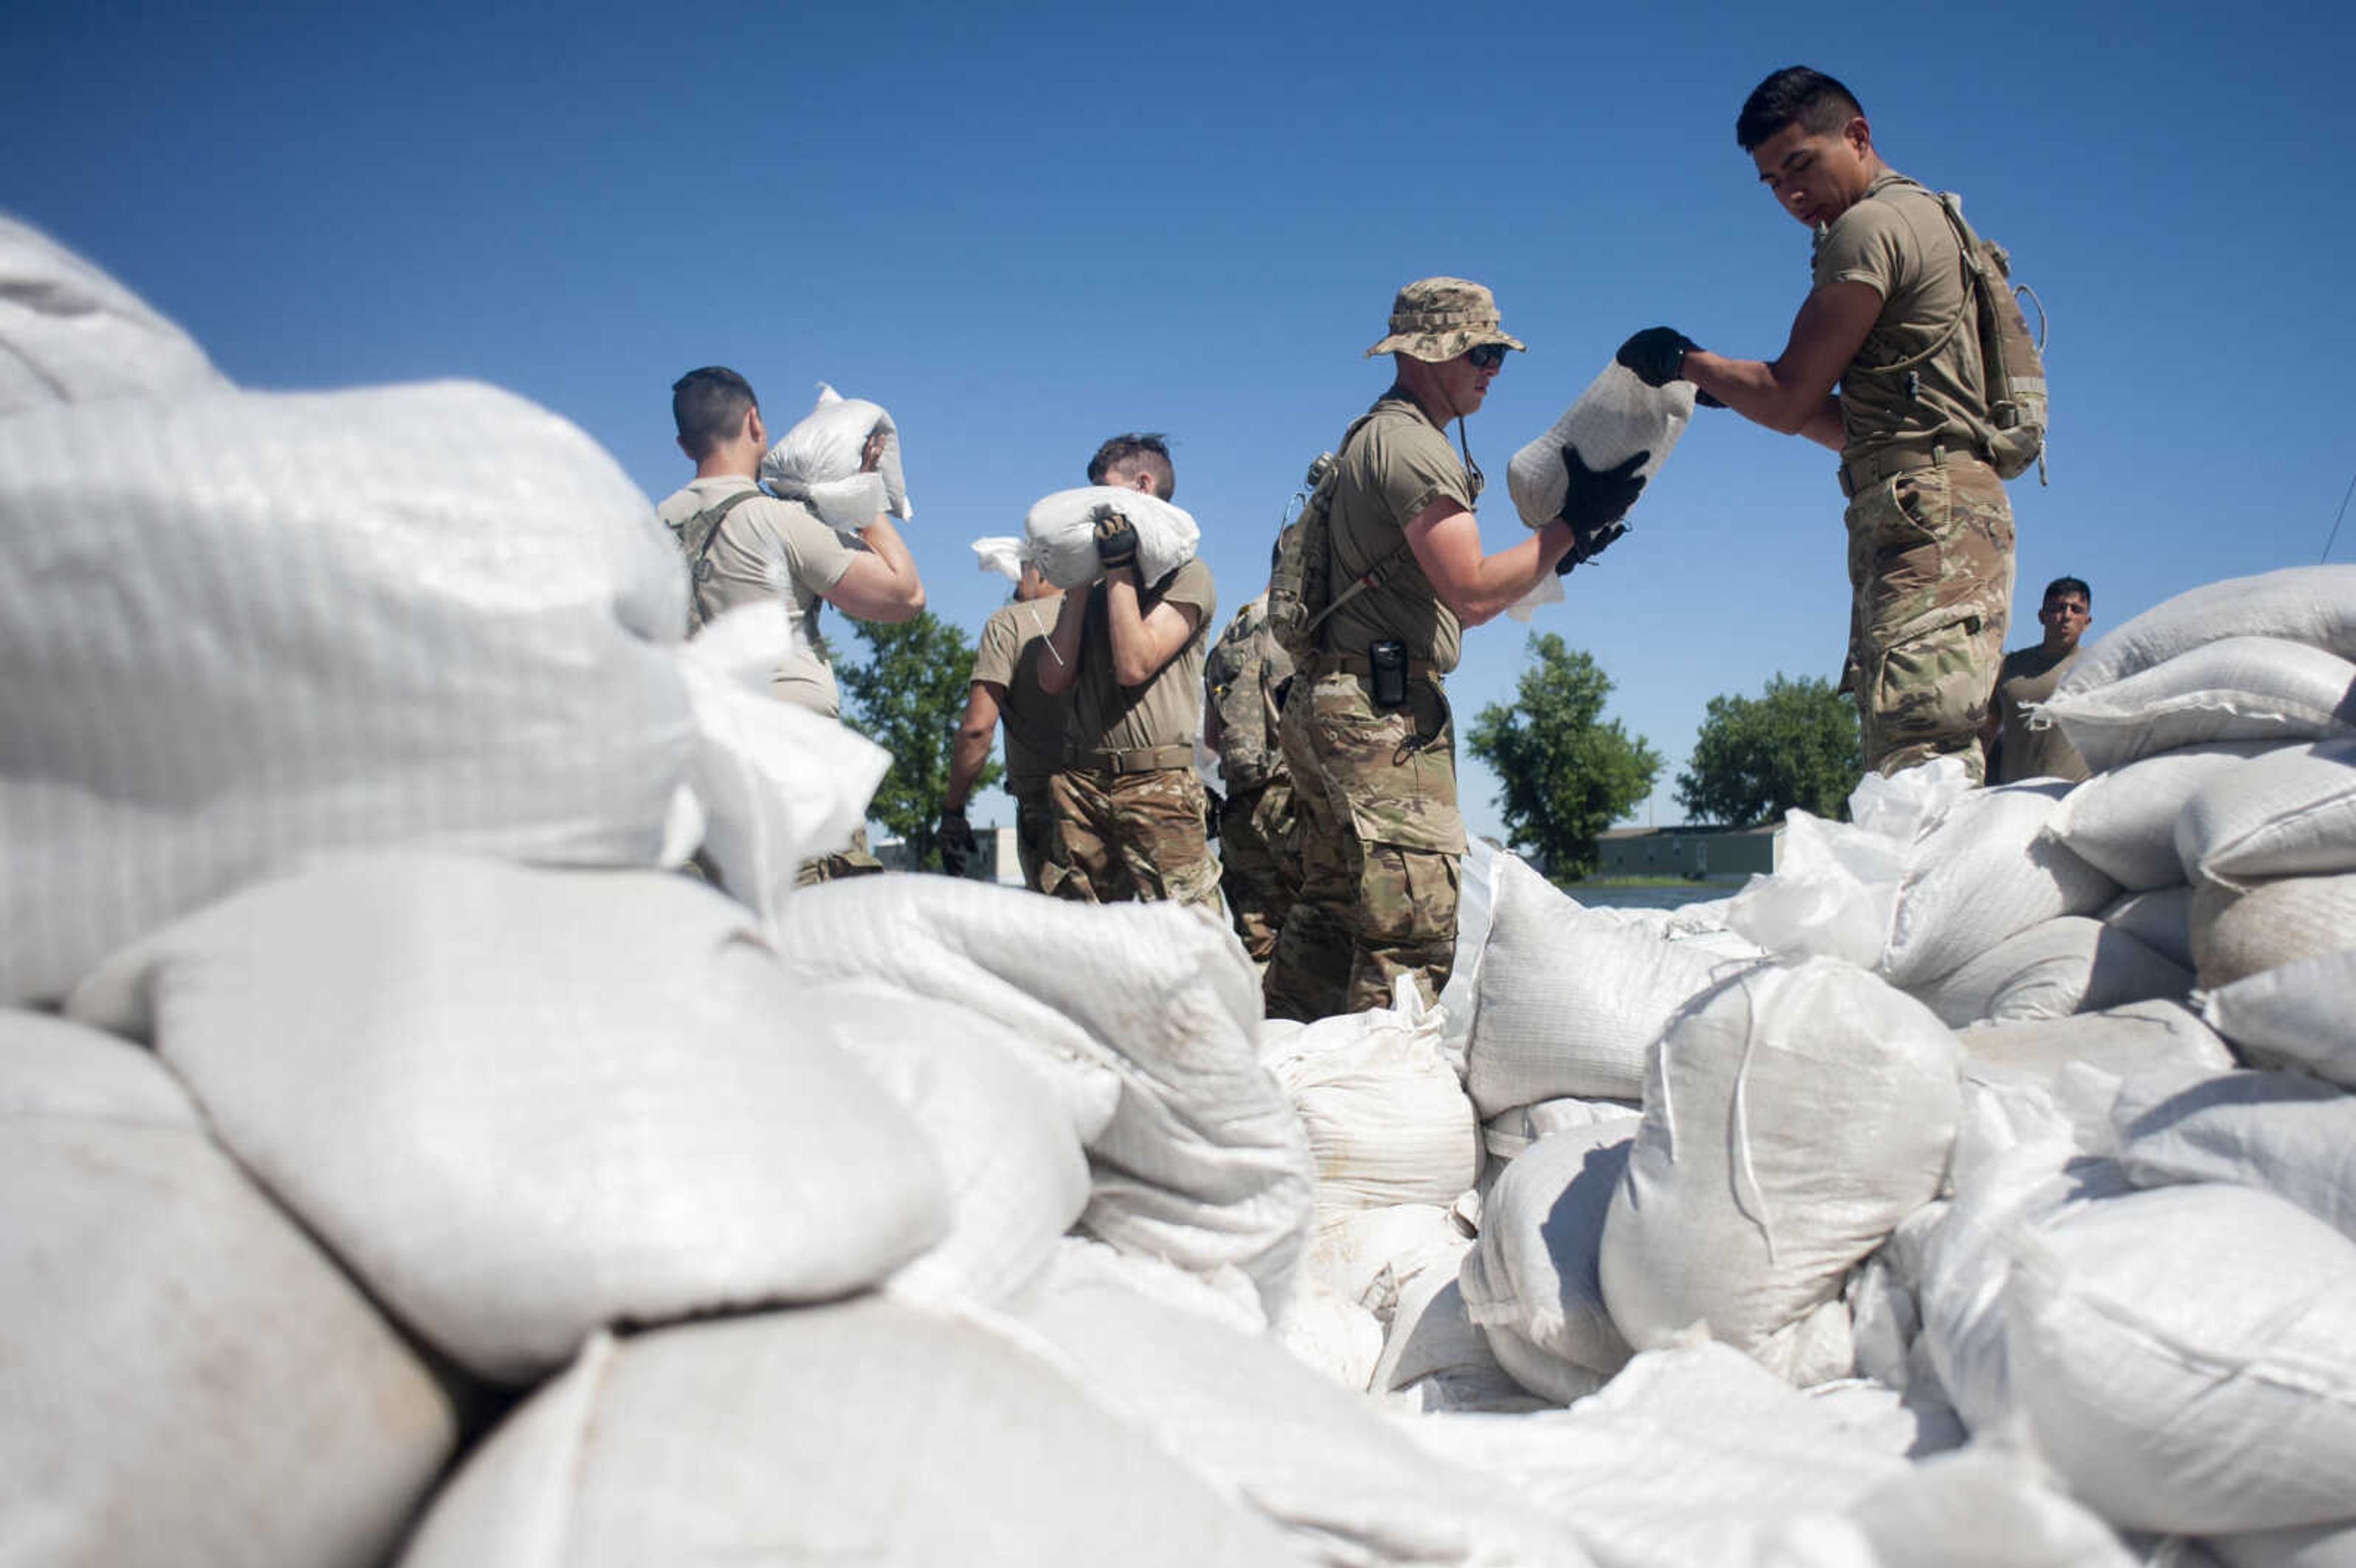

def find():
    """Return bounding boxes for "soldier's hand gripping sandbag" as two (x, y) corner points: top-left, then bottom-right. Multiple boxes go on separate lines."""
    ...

(1554, 446), (1647, 575)
(937, 808), (977, 875)
(1092, 507), (1139, 571)
(1618, 326), (1725, 406)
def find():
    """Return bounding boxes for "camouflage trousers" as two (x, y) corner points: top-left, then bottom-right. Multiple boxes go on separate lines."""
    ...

(1040, 766), (1223, 910)
(1011, 785), (1057, 893)
(796, 823), (885, 888)
(1844, 455), (2015, 781)
(1263, 669), (1463, 1022)
(1218, 774), (1299, 966)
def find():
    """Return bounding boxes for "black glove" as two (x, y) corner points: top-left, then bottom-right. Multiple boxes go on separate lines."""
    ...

(1695, 388), (1727, 409)
(1615, 326), (1696, 388)
(1554, 446), (1648, 575)
(1203, 786), (1224, 841)
(1093, 509), (1138, 571)
(937, 809), (977, 875)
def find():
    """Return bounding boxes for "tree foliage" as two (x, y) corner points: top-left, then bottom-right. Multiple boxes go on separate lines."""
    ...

(1674, 673), (1863, 827)
(836, 610), (995, 872)
(1466, 632), (1660, 878)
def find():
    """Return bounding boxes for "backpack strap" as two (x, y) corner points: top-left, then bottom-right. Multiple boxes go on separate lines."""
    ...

(1298, 410), (1435, 648)
(674, 488), (764, 586)
(1842, 178), (1976, 379)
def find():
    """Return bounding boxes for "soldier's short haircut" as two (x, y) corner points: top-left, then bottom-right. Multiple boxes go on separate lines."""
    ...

(2044, 576), (2092, 605)
(1736, 66), (1865, 153)
(1088, 432), (1176, 501)
(672, 366), (758, 460)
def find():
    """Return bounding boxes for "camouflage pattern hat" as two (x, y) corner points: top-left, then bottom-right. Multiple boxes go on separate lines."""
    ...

(1364, 277), (1527, 362)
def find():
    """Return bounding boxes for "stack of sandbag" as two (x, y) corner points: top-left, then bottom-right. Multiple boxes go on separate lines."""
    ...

(1, 1010), (458, 1568)
(0, 222), (888, 1001)
(1466, 851), (1757, 1133)
(757, 381), (913, 532)
(1014, 484), (1199, 588)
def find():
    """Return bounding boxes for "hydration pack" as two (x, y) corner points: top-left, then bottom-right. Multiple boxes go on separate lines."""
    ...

(1265, 414), (1415, 666)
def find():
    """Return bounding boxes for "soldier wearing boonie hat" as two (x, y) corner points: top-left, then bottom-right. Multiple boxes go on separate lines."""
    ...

(1262, 279), (1649, 1022)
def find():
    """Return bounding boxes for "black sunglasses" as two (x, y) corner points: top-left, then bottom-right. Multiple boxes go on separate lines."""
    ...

(1465, 342), (1510, 370)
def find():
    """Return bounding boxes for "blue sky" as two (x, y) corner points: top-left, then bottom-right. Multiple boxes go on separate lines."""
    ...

(10, 2), (2352, 845)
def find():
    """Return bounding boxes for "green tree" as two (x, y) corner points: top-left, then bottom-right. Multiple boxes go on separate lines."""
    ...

(1674, 674), (1863, 827)
(836, 610), (995, 872)
(1466, 632), (1660, 878)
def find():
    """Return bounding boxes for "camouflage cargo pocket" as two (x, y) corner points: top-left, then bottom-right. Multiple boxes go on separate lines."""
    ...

(1306, 671), (1466, 856)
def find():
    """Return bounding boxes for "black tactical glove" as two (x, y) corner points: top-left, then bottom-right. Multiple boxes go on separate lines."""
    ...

(1203, 786), (1223, 841)
(1554, 446), (1648, 575)
(1093, 508), (1138, 571)
(1615, 326), (1696, 388)
(937, 809), (977, 876)
(1695, 388), (1727, 409)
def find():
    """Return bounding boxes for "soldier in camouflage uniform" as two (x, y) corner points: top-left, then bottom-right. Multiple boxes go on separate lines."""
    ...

(941, 563), (1065, 888)
(1035, 434), (1223, 910)
(1203, 589), (1298, 963)
(1614, 66), (2019, 781)
(1263, 280), (1647, 1021)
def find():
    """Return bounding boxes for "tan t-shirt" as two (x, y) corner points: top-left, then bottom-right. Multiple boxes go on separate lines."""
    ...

(1813, 170), (1990, 466)
(969, 596), (1064, 795)
(1993, 642), (2089, 783)
(1322, 394), (1471, 672)
(656, 475), (859, 717)
(1068, 556), (1216, 761)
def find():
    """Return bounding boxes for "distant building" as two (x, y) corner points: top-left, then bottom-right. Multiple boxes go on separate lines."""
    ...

(1593, 822), (1782, 882)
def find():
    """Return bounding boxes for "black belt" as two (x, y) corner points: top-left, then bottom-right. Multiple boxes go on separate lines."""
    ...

(1306, 650), (1442, 682)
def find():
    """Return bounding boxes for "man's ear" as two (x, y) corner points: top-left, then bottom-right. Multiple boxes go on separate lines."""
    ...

(1844, 115), (1873, 156)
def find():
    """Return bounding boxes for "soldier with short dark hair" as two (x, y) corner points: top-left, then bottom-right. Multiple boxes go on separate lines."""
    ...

(656, 365), (925, 882)
(1034, 435), (1221, 909)
(1614, 66), (2022, 781)
(1984, 577), (2093, 783)
(1262, 278), (1646, 1021)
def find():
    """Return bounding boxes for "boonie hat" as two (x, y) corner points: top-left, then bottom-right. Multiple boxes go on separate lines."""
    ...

(1365, 277), (1526, 363)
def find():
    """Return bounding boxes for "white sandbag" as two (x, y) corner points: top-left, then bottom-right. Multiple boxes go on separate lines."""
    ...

(1998, 1182), (2356, 1534)
(971, 532), (1026, 582)
(1400, 1341), (1914, 1566)
(1469, 852), (1755, 1112)
(2177, 738), (2356, 883)
(1, 1011), (456, 1568)
(768, 874), (1315, 1312)
(398, 1303), (1304, 1568)
(1505, 360), (1696, 529)
(1909, 915), (2190, 1028)
(758, 382), (912, 526)
(1476, 1320), (1612, 1410)
(1372, 1269), (1551, 1415)
(1015, 1270), (1593, 1567)
(1302, 1202), (1470, 1318)
(2040, 636), (2356, 772)
(2203, 947), (2356, 1087)
(1022, 484), (1200, 589)
(66, 852), (951, 1383)
(2058, 565), (2356, 693)
(2041, 741), (2270, 890)
(1752, 1448), (2139, 1568)
(2098, 884), (2195, 969)
(2189, 871), (2356, 987)
(1601, 958), (1961, 1386)
(1880, 780), (2119, 988)
(676, 600), (891, 926)
(1271, 1276), (1388, 1392)
(1264, 977), (1477, 1213)
(1017, 1235), (1269, 1337)
(806, 981), (1095, 1311)
(1460, 1121), (1637, 1401)
(2212, 1521), (2356, 1568)
(1, 379), (698, 1007)
(1481, 1094), (1639, 1163)
(1434, 836), (1496, 1064)
(1957, 998), (2235, 1134)
(0, 213), (229, 414)
(2114, 1067), (2356, 1244)
(1726, 756), (1979, 969)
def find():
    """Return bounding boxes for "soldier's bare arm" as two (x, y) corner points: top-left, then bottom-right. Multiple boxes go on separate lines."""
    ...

(945, 680), (1006, 813)
(1406, 502), (1577, 627)
(1682, 279), (1880, 449)
(824, 514), (925, 622)
(1101, 573), (1202, 688)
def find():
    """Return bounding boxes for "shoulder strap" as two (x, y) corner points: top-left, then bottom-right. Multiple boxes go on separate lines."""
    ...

(1844, 182), (1976, 379)
(675, 488), (764, 583)
(1298, 410), (1424, 645)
